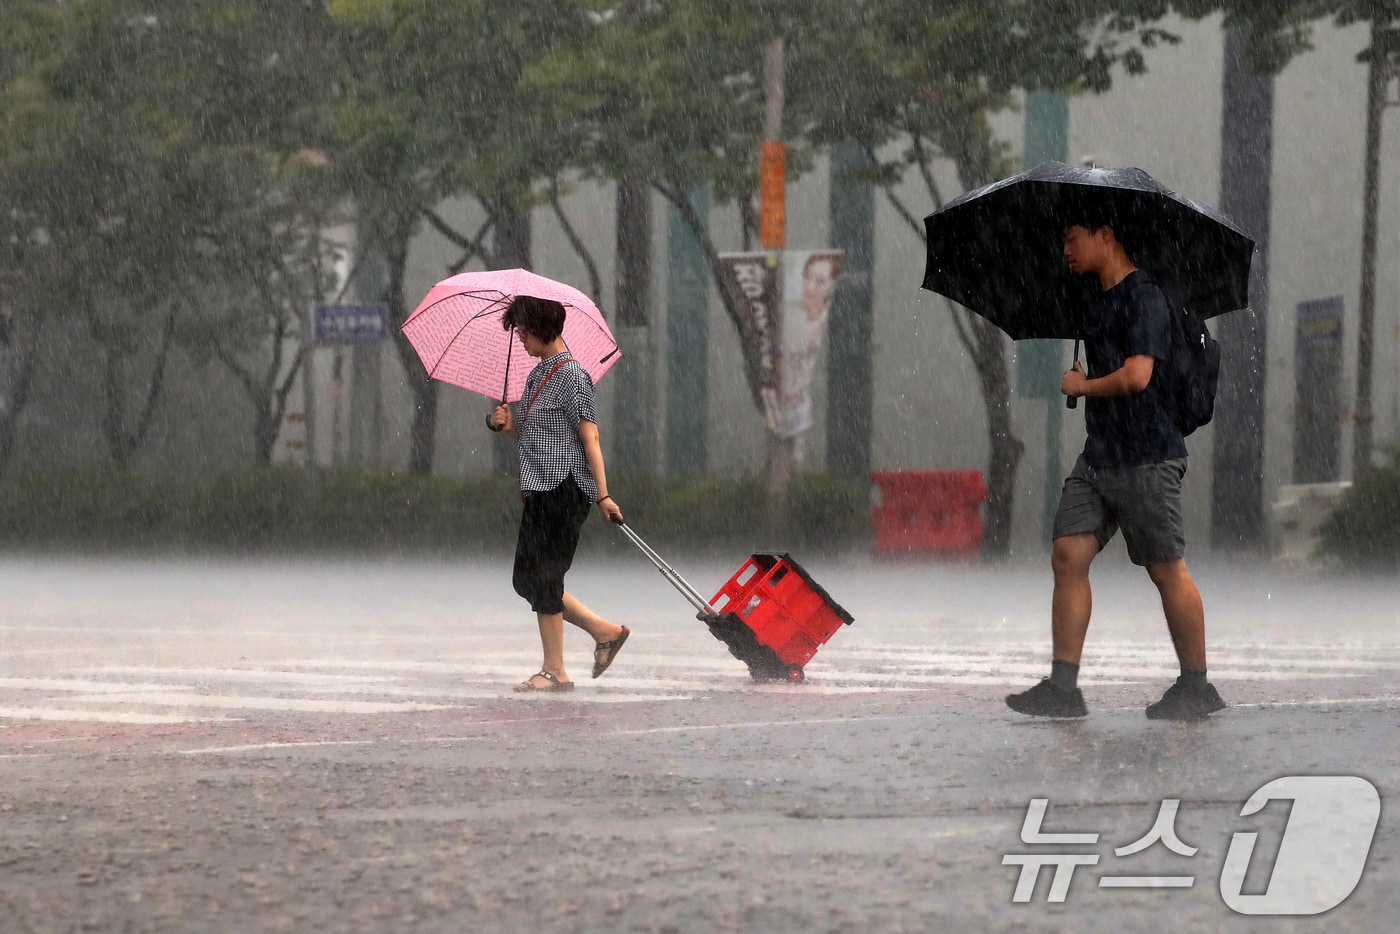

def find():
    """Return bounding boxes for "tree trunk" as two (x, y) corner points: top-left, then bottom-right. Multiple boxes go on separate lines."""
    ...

(826, 140), (876, 482)
(490, 196), (533, 477)
(253, 396), (280, 465)
(382, 209), (437, 475)
(767, 433), (795, 533)
(0, 323), (37, 469)
(945, 131), (1023, 561)
(612, 177), (655, 473)
(971, 316), (1023, 558)
(97, 305), (178, 468)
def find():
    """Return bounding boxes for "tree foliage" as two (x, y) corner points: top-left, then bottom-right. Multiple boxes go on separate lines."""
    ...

(1, 0), (345, 465)
(1173, 1), (1400, 71)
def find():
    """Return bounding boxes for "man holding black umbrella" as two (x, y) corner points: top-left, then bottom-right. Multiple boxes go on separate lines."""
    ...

(1003, 211), (1227, 721)
(923, 161), (1252, 721)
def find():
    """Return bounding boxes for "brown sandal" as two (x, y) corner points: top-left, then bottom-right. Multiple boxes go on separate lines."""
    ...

(592, 626), (630, 679)
(514, 670), (575, 693)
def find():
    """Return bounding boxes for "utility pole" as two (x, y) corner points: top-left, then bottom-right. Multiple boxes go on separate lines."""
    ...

(1353, 26), (1400, 480)
(826, 141), (875, 482)
(664, 188), (710, 477)
(1019, 90), (1069, 547)
(1210, 22), (1275, 551)
(760, 38), (790, 529)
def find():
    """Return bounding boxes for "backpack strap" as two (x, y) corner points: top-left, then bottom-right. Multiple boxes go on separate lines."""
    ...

(522, 359), (572, 423)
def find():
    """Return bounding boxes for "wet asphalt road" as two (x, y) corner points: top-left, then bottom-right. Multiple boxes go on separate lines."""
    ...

(1, 556), (1397, 932)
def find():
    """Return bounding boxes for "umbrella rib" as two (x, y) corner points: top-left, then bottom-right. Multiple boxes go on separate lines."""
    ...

(424, 294), (513, 380)
(415, 287), (617, 387)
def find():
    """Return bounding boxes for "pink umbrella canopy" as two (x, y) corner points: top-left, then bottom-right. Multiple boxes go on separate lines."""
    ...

(402, 268), (621, 402)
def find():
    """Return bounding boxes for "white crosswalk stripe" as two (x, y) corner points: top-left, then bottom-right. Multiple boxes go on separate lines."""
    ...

(0, 636), (1396, 725)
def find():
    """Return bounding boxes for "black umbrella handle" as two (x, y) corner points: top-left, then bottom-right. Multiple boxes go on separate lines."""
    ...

(486, 400), (507, 432)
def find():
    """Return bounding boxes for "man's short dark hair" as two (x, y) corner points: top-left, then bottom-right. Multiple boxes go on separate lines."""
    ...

(1060, 205), (1136, 257)
(502, 295), (566, 342)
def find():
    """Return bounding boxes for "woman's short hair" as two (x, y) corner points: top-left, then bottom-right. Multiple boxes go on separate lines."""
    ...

(502, 295), (567, 342)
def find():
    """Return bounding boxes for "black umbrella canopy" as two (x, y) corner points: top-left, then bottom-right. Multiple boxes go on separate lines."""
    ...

(921, 161), (1255, 340)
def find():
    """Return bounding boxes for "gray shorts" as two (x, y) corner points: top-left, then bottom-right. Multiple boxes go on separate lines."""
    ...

(1052, 455), (1187, 566)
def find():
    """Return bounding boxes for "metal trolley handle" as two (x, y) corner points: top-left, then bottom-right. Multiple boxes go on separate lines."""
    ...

(614, 520), (716, 615)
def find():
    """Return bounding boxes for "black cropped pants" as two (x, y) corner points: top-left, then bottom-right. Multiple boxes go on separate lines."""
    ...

(512, 476), (591, 615)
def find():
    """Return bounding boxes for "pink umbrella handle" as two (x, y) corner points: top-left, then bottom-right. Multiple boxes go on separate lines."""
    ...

(501, 327), (515, 402)
(485, 326), (516, 430)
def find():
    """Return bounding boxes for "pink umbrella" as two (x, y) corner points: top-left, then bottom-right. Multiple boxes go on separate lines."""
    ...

(401, 268), (621, 402)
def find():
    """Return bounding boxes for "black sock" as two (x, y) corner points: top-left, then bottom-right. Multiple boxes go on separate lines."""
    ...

(1180, 668), (1207, 689)
(1050, 659), (1080, 691)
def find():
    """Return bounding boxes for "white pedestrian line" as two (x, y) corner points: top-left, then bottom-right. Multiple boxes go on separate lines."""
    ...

(52, 692), (451, 715)
(0, 706), (231, 724)
(1228, 695), (1400, 709)
(1098, 695), (1400, 712)
(76, 667), (402, 684)
(613, 714), (936, 736)
(180, 740), (375, 756)
(0, 677), (193, 693)
(3, 637), (1398, 726)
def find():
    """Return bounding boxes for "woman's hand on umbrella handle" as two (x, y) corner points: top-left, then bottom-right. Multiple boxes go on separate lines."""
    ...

(598, 495), (624, 525)
(488, 404), (511, 433)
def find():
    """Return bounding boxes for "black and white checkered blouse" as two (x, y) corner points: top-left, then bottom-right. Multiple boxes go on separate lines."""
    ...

(510, 351), (599, 501)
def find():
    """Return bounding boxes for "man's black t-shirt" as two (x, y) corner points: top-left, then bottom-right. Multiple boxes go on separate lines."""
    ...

(1081, 270), (1187, 468)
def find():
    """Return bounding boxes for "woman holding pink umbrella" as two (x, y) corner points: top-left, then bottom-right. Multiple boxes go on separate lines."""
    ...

(488, 296), (629, 691)
(402, 270), (630, 692)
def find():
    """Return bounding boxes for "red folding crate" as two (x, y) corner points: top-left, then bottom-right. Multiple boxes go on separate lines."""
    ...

(616, 523), (855, 682)
(705, 554), (854, 681)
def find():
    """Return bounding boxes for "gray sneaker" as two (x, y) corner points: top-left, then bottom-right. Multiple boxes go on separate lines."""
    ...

(1146, 680), (1227, 721)
(1005, 679), (1088, 718)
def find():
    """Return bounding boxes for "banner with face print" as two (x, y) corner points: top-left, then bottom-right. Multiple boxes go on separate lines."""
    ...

(773, 250), (842, 438)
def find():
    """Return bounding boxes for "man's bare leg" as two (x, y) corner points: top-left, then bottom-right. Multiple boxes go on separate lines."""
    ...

(1051, 533), (1099, 664)
(1146, 559), (1206, 671)
(1143, 558), (1223, 719)
(1005, 533), (1098, 717)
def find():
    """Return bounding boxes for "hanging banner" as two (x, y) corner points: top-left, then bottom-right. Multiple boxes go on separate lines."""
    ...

(774, 250), (842, 438)
(718, 249), (843, 438)
(717, 251), (782, 431)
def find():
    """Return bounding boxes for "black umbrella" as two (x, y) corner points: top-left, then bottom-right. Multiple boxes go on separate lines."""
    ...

(921, 161), (1254, 340)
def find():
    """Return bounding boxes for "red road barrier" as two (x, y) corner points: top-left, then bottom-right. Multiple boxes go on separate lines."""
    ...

(870, 470), (987, 557)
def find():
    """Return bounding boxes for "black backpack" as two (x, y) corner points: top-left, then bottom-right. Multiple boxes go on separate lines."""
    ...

(1155, 281), (1220, 436)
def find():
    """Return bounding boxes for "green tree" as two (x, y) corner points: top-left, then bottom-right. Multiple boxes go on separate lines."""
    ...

(327, 0), (595, 475)
(537, 2), (837, 410)
(3, 0), (217, 466)
(1, 0), (343, 467)
(0, 1), (70, 465)
(1176, 2), (1400, 479)
(133, 0), (347, 467)
(546, 0), (1177, 555)
(802, 1), (1180, 557)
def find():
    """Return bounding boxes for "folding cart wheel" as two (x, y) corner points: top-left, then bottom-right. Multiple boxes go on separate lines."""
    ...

(786, 665), (805, 684)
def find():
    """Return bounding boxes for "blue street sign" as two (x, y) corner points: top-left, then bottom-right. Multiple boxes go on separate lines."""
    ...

(314, 303), (391, 343)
